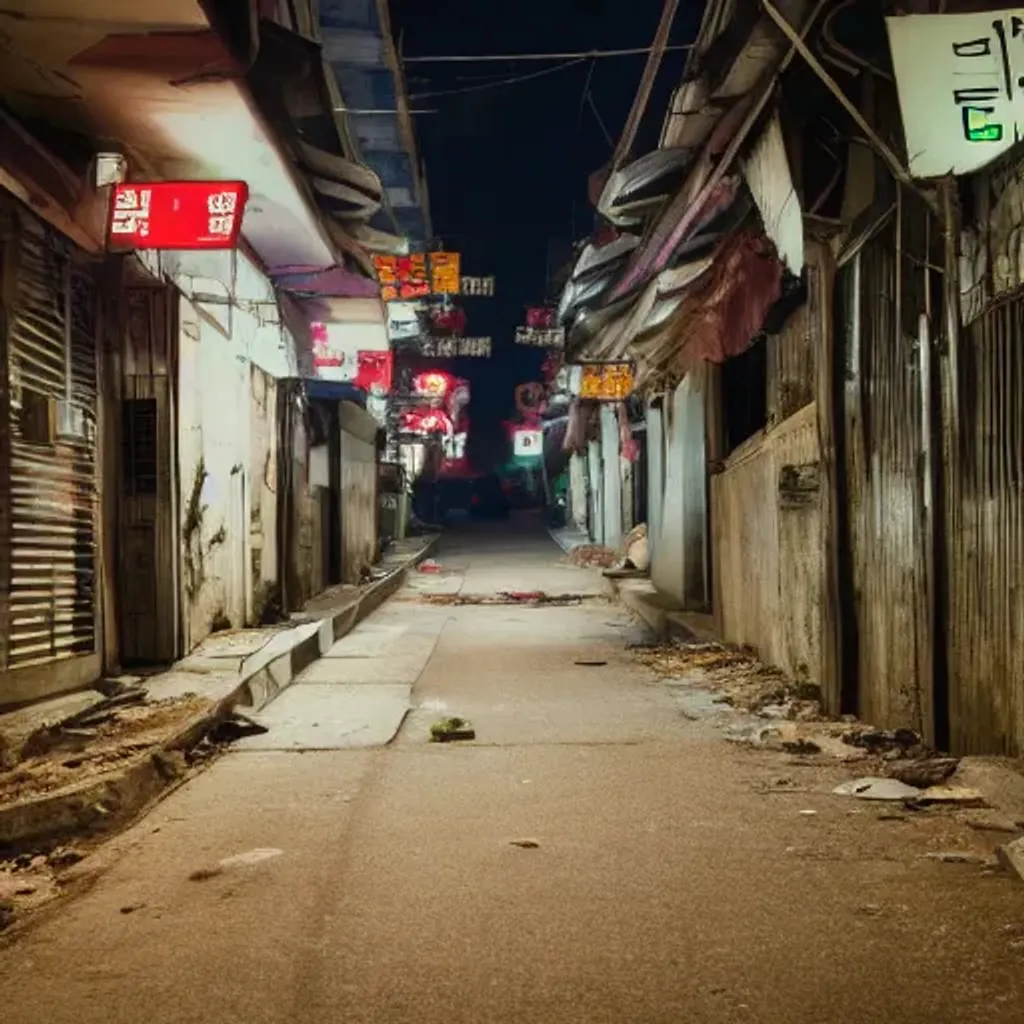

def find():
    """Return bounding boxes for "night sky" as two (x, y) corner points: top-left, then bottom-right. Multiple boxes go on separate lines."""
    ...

(390, 0), (704, 468)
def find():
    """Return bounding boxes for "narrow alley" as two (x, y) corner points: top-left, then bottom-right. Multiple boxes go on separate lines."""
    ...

(1, 518), (1022, 1024)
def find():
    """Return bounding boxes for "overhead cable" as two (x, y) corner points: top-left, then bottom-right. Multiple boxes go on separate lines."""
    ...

(409, 59), (588, 100)
(403, 44), (692, 63)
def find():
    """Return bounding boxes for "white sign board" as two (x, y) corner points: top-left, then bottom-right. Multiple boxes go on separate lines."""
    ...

(887, 12), (1024, 177)
(515, 326), (565, 348)
(513, 429), (543, 458)
(420, 336), (492, 358)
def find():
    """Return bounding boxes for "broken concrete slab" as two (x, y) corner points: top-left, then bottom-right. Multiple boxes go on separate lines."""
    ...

(233, 684), (412, 751)
(997, 838), (1024, 883)
(0, 692), (109, 764)
(0, 535), (439, 849)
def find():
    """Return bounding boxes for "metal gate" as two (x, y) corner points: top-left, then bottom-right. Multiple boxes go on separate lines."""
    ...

(838, 189), (939, 738)
(4, 210), (98, 670)
(943, 302), (1024, 755)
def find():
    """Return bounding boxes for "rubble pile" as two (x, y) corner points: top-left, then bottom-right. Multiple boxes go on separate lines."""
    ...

(0, 689), (208, 808)
(420, 591), (596, 607)
(633, 641), (824, 721)
(566, 545), (618, 569)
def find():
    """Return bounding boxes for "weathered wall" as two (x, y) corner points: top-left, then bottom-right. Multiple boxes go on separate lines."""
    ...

(338, 401), (378, 584)
(569, 452), (588, 534)
(839, 195), (935, 739)
(177, 300), (248, 650)
(175, 253), (298, 650)
(587, 440), (603, 545)
(600, 404), (622, 548)
(249, 364), (279, 622)
(645, 400), (665, 567)
(278, 386), (324, 611)
(944, 276), (1024, 756)
(712, 402), (823, 683)
(652, 369), (707, 608)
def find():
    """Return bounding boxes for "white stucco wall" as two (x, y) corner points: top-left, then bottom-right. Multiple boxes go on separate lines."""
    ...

(175, 254), (299, 651)
(646, 400), (665, 567)
(600, 404), (622, 549)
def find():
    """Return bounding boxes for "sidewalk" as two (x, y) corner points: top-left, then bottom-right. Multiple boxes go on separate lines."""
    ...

(548, 525), (717, 641)
(0, 534), (439, 851)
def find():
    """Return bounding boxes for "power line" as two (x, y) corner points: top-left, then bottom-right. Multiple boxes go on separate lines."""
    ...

(409, 59), (588, 100)
(402, 44), (693, 63)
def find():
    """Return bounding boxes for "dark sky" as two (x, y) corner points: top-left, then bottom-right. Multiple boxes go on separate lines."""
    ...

(391, 0), (704, 467)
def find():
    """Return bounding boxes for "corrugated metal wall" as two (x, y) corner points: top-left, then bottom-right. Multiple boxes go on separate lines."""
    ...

(766, 286), (815, 427)
(840, 191), (937, 738)
(4, 211), (98, 672)
(945, 303), (1024, 755)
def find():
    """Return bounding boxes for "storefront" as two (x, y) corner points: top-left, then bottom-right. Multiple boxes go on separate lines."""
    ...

(0, 198), (102, 706)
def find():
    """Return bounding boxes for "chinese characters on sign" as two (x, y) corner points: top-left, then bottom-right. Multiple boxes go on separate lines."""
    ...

(460, 276), (496, 296)
(110, 186), (152, 240)
(375, 255), (430, 302)
(430, 252), (461, 294)
(108, 181), (248, 250)
(420, 336), (492, 358)
(515, 326), (565, 348)
(577, 362), (635, 401)
(887, 11), (1024, 176)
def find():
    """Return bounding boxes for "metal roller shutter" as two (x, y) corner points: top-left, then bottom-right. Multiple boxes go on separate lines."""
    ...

(5, 211), (98, 668)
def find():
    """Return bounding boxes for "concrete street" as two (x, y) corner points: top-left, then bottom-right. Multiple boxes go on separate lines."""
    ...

(1, 515), (1023, 1023)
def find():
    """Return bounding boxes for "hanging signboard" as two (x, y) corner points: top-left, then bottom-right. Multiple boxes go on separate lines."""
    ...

(515, 326), (565, 348)
(513, 429), (544, 458)
(108, 181), (248, 250)
(386, 300), (423, 340)
(526, 307), (556, 329)
(430, 251), (461, 294)
(461, 276), (495, 296)
(576, 361), (635, 401)
(375, 254), (430, 302)
(420, 336), (492, 358)
(886, 12), (1024, 176)
(430, 306), (468, 334)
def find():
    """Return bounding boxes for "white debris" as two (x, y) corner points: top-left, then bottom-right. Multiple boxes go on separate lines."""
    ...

(832, 777), (921, 801)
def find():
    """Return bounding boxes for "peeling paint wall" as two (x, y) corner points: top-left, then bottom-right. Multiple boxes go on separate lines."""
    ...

(338, 402), (379, 584)
(712, 402), (823, 684)
(175, 254), (298, 652)
(249, 365), (279, 623)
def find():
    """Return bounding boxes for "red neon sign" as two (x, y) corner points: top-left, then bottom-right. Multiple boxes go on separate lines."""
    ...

(107, 181), (248, 250)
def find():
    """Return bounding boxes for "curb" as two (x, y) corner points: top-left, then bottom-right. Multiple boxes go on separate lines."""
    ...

(0, 535), (440, 851)
(602, 576), (720, 645)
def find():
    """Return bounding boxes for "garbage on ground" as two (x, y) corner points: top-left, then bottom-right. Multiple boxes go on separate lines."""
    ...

(207, 713), (269, 744)
(567, 545), (617, 569)
(509, 839), (540, 849)
(430, 717), (476, 743)
(885, 757), (960, 789)
(833, 777), (922, 801)
(417, 559), (444, 574)
(833, 776), (990, 808)
(421, 592), (592, 608)
(909, 785), (988, 808)
(841, 727), (922, 756)
(922, 851), (994, 866)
